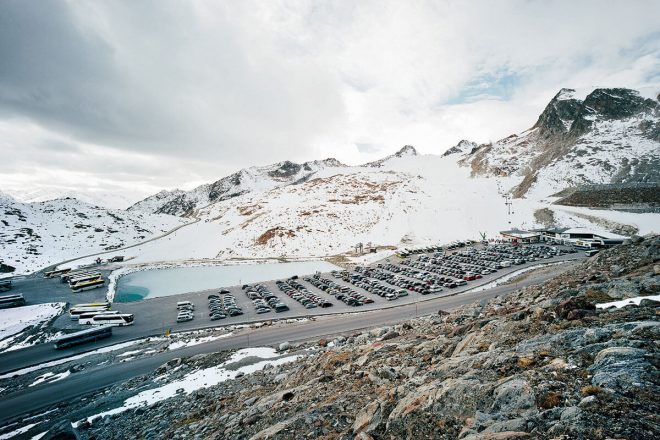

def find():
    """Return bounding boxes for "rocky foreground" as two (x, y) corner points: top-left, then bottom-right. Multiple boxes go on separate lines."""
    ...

(80, 236), (658, 440)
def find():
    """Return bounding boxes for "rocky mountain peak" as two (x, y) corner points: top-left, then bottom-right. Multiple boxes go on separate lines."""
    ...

(533, 88), (583, 139)
(318, 157), (346, 167)
(442, 139), (478, 157)
(395, 145), (417, 157)
(268, 161), (302, 179)
(569, 88), (658, 137)
(583, 88), (657, 119)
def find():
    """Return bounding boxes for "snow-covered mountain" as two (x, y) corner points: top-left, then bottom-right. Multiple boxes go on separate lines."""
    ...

(442, 140), (478, 157)
(362, 145), (418, 167)
(0, 197), (186, 275)
(458, 87), (659, 199)
(4, 87), (658, 274)
(128, 158), (346, 216)
(4, 188), (142, 210)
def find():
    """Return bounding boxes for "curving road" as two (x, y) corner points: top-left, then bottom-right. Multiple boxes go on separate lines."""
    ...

(0, 260), (579, 426)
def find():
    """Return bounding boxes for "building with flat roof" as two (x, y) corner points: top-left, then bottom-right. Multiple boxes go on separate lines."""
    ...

(533, 227), (629, 247)
(499, 229), (541, 243)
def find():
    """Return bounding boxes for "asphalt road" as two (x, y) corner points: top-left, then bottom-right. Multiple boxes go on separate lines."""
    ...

(0, 260), (579, 425)
(0, 252), (582, 375)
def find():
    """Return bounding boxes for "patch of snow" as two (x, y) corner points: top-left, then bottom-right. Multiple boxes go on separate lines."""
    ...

(552, 206), (658, 236)
(29, 370), (71, 387)
(166, 332), (233, 350)
(77, 347), (300, 427)
(465, 262), (567, 292)
(117, 349), (143, 357)
(0, 303), (65, 351)
(596, 295), (660, 309)
(0, 423), (39, 440)
(348, 250), (395, 265)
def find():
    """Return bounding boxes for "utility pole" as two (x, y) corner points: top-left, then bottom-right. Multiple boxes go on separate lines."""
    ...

(504, 194), (514, 225)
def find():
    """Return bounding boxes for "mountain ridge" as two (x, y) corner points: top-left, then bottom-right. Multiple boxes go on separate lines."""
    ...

(458, 87), (659, 198)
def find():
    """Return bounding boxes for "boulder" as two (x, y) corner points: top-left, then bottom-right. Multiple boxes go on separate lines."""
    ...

(589, 346), (652, 391)
(380, 331), (400, 341)
(352, 400), (382, 433)
(490, 378), (536, 414)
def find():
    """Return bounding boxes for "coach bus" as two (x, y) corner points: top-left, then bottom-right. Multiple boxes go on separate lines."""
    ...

(67, 272), (102, 285)
(45, 268), (71, 278)
(69, 305), (112, 320)
(71, 278), (105, 293)
(0, 293), (26, 309)
(88, 313), (134, 327)
(53, 326), (113, 349)
(73, 301), (111, 309)
(69, 274), (102, 288)
(78, 310), (120, 325)
(61, 270), (98, 283)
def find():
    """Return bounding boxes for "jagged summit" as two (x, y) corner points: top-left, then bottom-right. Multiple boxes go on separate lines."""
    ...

(363, 145), (418, 167)
(442, 140), (478, 157)
(129, 156), (347, 216)
(460, 86), (660, 198)
(533, 88), (583, 138)
(395, 145), (417, 157)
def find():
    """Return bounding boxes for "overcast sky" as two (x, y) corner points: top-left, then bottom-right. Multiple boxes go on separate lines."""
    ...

(1, 0), (659, 206)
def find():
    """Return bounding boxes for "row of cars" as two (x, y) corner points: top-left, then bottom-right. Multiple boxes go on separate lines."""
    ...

(276, 279), (333, 308)
(208, 293), (244, 320)
(370, 263), (450, 292)
(344, 270), (411, 299)
(305, 274), (374, 306)
(176, 301), (195, 322)
(242, 284), (290, 314)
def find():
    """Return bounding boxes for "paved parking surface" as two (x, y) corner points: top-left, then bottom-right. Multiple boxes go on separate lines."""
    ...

(0, 249), (583, 375)
(5, 248), (584, 340)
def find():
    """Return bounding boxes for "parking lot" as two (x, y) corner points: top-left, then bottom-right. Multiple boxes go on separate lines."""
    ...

(5, 243), (584, 342)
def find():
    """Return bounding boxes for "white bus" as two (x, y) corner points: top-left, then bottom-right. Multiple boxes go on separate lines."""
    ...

(70, 305), (112, 320)
(73, 301), (111, 309)
(89, 313), (134, 327)
(78, 310), (120, 325)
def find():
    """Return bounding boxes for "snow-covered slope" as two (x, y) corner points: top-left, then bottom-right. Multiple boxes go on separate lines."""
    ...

(459, 87), (659, 199)
(66, 154), (545, 266)
(0, 197), (186, 275)
(128, 158), (346, 216)
(442, 140), (478, 157)
(362, 145), (418, 167)
(4, 188), (139, 210)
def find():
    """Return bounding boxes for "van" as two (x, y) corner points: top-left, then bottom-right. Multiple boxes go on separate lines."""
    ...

(177, 301), (194, 310)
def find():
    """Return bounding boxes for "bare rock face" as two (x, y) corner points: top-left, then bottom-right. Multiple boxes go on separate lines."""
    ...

(589, 347), (654, 391)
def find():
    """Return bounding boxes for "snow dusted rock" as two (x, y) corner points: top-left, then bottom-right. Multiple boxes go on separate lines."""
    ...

(128, 158), (346, 216)
(442, 139), (478, 157)
(0, 196), (185, 275)
(459, 87), (660, 198)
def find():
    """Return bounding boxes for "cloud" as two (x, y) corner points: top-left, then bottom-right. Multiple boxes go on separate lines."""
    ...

(0, 0), (658, 202)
